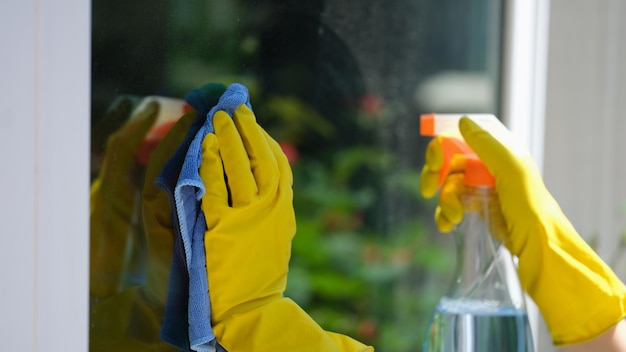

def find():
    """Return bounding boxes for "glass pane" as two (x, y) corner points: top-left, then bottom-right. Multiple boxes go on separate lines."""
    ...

(90, 1), (503, 351)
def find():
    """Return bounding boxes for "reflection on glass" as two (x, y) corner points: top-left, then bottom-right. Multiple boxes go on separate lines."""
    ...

(90, 0), (502, 350)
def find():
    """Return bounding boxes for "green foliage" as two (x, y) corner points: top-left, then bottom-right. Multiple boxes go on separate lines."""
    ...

(281, 129), (454, 349)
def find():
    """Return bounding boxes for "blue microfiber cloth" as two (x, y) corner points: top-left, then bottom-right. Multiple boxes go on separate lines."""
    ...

(157, 82), (226, 352)
(159, 83), (251, 352)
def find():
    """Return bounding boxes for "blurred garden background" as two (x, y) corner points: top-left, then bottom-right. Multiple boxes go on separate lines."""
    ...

(91, 0), (503, 350)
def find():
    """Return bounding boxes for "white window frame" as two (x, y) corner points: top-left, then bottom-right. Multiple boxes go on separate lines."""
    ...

(0, 0), (552, 350)
(501, 1), (552, 351)
(0, 1), (90, 350)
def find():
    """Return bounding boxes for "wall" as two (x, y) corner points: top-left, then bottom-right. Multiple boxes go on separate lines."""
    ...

(544, 0), (626, 279)
(540, 0), (626, 350)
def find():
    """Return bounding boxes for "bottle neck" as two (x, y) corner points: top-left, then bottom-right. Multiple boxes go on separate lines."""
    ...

(448, 185), (525, 309)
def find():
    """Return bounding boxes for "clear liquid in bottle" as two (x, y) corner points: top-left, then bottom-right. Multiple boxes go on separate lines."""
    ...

(426, 297), (534, 352)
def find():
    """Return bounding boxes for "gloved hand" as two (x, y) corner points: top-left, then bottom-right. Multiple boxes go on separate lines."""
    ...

(200, 104), (373, 352)
(90, 102), (158, 301)
(420, 117), (626, 346)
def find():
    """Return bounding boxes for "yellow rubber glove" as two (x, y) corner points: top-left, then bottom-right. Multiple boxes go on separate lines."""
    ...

(420, 117), (626, 347)
(90, 101), (158, 301)
(200, 104), (373, 352)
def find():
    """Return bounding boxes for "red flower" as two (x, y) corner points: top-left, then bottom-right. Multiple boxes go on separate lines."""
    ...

(359, 93), (382, 114)
(357, 319), (378, 341)
(279, 142), (299, 165)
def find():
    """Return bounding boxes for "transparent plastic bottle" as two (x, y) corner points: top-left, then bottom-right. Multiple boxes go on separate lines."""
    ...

(423, 157), (534, 352)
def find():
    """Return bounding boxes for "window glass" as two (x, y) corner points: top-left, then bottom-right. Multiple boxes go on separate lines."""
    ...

(90, 0), (503, 350)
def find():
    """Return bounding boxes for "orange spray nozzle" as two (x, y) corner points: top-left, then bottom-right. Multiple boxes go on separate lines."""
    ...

(421, 113), (495, 188)
(437, 137), (477, 186)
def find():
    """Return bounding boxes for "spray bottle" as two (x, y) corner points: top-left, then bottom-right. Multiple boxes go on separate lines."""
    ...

(420, 113), (534, 352)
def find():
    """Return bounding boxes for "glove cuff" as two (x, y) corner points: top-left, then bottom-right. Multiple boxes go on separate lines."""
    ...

(518, 214), (626, 346)
(212, 298), (372, 352)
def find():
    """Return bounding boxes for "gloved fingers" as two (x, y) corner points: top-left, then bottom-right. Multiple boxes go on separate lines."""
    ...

(420, 137), (444, 198)
(261, 129), (293, 188)
(435, 207), (456, 233)
(434, 173), (466, 232)
(213, 110), (257, 206)
(419, 166), (440, 199)
(425, 136), (445, 170)
(200, 133), (229, 208)
(447, 154), (467, 174)
(232, 104), (280, 196)
(420, 137), (466, 198)
(459, 117), (518, 178)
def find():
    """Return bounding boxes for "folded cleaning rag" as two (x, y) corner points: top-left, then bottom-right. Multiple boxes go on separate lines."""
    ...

(157, 82), (226, 352)
(158, 83), (251, 352)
